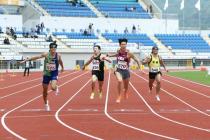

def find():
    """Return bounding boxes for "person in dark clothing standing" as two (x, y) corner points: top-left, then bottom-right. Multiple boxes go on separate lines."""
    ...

(24, 57), (32, 76)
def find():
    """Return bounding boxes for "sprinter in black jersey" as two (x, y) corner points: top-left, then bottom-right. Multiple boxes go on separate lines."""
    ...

(82, 45), (111, 99)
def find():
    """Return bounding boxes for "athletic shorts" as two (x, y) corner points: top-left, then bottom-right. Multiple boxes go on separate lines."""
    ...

(92, 70), (104, 81)
(43, 75), (58, 84)
(116, 68), (130, 80)
(149, 71), (162, 79)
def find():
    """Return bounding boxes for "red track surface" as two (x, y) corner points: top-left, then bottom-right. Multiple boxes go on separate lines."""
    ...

(0, 70), (209, 140)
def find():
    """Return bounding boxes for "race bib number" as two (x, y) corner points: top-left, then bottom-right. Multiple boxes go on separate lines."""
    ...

(92, 60), (100, 70)
(117, 61), (128, 70)
(46, 63), (56, 71)
(92, 65), (99, 70)
(150, 67), (160, 73)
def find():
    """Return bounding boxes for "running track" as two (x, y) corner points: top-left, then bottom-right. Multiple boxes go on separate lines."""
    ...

(0, 70), (209, 140)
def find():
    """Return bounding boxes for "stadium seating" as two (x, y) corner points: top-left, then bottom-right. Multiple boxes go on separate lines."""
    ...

(15, 32), (66, 49)
(35, 0), (97, 17)
(90, 0), (151, 18)
(53, 32), (99, 49)
(155, 34), (210, 53)
(102, 33), (155, 46)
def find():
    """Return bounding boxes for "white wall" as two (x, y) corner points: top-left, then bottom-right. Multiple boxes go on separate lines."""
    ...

(40, 17), (179, 34)
(0, 15), (22, 31)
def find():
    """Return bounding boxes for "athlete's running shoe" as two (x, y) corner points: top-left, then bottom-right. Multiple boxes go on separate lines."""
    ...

(45, 104), (50, 111)
(90, 92), (95, 99)
(55, 87), (59, 95)
(116, 96), (122, 103)
(156, 95), (160, 101)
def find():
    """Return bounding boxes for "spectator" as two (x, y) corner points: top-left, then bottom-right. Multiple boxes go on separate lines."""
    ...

(4, 37), (10, 45)
(88, 23), (93, 34)
(133, 6), (136, 11)
(36, 24), (41, 34)
(41, 22), (45, 33)
(10, 27), (15, 36)
(46, 35), (53, 42)
(124, 27), (129, 34)
(23, 56), (32, 76)
(192, 57), (196, 69)
(132, 25), (136, 34)
(6, 27), (11, 35)
(83, 29), (88, 36)
(125, 6), (128, 11)
(17, 7), (20, 14)
(149, 5), (153, 15)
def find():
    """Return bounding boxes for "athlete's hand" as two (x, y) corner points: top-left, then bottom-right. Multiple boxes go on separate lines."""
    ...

(82, 66), (85, 70)
(61, 68), (64, 73)
(19, 60), (26, 64)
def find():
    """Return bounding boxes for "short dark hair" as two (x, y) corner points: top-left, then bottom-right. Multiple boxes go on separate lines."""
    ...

(49, 42), (57, 48)
(118, 38), (128, 44)
(94, 45), (101, 50)
(152, 46), (158, 50)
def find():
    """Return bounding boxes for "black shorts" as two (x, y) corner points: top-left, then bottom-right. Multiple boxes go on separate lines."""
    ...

(92, 70), (104, 81)
(149, 71), (162, 79)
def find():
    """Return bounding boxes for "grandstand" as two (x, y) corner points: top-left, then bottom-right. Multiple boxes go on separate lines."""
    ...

(89, 0), (151, 18)
(0, 0), (210, 70)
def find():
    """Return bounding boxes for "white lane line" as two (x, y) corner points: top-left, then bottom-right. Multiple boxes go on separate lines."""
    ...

(0, 71), (69, 90)
(132, 72), (210, 117)
(0, 71), (79, 100)
(131, 74), (210, 132)
(162, 78), (210, 98)
(104, 71), (179, 140)
(1, 72), (88, 140)
(55, 79), (104, 140)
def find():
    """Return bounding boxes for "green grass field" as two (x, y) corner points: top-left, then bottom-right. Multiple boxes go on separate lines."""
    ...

(167, 71), (210, 85)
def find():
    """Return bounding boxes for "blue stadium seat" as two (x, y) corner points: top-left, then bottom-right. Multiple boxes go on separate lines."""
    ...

(89, 0), (151, 19)
(155, 34), (210, 53)
(35, 0), (97, 17)
(102, 33), (155, 46)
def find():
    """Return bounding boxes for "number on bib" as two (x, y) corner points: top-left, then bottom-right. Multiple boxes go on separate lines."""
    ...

(117, 61), (128, 70)
(46, 63), (56, 71)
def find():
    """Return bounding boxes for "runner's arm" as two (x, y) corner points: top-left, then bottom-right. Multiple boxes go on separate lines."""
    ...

(129, 53), (141, 69)
(159, 56), (168, 72)
(101, 54), (112, 63)
(141, 56), (151, 65)
(20, 53), (47, 64)
(82, 56), (94, 70)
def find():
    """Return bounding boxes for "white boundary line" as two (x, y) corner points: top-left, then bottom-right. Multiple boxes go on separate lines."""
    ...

(166, 74), (210, 88)
(55, 79), (103, 140)
(0, 71), (69, 90)
(161, 78), (210, 99)
(0, 71), (79, 100)
(137, 70), (210, 98)
(132, 71), (210, 117)
(104, 71), (180, 140)
(131, 72), (210, 132)
(1, 72), (88, 140)
(130, 82), (210, 133)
